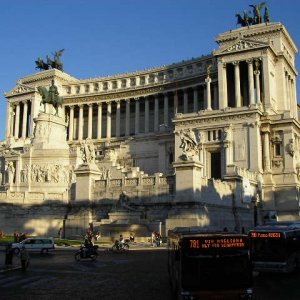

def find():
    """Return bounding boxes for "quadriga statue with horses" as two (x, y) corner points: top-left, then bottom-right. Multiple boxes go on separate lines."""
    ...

(236, 2), (270, 27)
(35, 49), (64, 71)
(37, 80), (63, 116)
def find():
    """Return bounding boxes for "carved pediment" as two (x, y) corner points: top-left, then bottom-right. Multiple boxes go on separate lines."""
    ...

(222, 38), (268, 53)
(6, 84), (35, 97)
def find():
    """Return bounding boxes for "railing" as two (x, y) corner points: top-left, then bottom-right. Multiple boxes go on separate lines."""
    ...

(62, 57), (216, 97)
(93, 174), (175, 203)
(95, 174), (173, 190)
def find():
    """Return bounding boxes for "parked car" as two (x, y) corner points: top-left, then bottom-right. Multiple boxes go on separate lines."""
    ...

(11, 237), (55, 254)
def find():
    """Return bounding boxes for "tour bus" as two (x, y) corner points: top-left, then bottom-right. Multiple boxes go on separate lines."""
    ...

(168, 227), (253, 300)
(249, 221), (300, 273)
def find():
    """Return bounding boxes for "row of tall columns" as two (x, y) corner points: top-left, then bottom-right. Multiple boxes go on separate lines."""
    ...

(6, 101), (30, 140)
(145, 98), (149, 133)
(125, 100), (130, 136)
(78, 104), (83, 140)
(254, 70), (261, 103)
(262, 129), (271, 172)
(116, 101), (121, 137)
(205, 77), (212, 110)
(164, 94), (169, 127)
(248, 60), (255, 105)
(69, 106), (74, 141)
(67, 86), (217, 141)
(14, 104), (20, 139)
(21, 101), (28, 139)
(97, 104), (102, 140)
(233, 62), (241, 107)
(285, 72), (297, 118)
(154, 95), (159, 131)
(88, 104), (93, 139)
(219, 59), (261, 108)
(6, 103), (12, 139)
(107, 102), (112, 139)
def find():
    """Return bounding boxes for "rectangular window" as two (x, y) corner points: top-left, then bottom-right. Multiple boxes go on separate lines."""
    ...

(275, 144), (281, 156)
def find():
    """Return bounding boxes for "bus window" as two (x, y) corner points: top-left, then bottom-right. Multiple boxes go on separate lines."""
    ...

(249, 221), (300, 273)
(168, 229), (253, 299)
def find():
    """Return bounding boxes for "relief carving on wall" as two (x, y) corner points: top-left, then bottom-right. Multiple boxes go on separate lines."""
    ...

(226, 40), (256, 52)
(223, 126), (232, 141)
(10, 84), (34, 95)
(34, 123), (51, 138)
(288, 139), (295, 157)
(272, 158), (283, 168)
(20, 164), (71, 184)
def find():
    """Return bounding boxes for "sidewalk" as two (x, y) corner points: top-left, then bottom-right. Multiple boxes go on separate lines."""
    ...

(0, 264), (21, 273)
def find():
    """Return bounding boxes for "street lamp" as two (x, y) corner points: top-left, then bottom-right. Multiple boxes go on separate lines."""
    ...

(252, 193), (260, 227)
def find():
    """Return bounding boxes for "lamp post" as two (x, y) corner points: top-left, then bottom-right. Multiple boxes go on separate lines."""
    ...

(252, 193), (260, 227)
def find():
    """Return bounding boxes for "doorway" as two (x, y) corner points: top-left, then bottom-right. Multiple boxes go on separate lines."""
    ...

(210, 151), (221, 179)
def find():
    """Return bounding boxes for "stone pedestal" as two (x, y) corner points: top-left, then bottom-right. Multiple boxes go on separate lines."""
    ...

(75, 163), (101, 201)
(10, 111), (71, 194)
(22, 112), (71, 193)
(173, 160), (203, 202)
(31, 112), (68, 150)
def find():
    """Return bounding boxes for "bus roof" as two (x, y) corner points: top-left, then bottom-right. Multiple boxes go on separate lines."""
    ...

(168, 227), (244, 238)
(251, 221), (300, 232)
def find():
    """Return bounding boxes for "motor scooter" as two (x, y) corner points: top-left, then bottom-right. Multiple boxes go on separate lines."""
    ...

(74, 244), (98, 261)
(111, 240), (129, 252)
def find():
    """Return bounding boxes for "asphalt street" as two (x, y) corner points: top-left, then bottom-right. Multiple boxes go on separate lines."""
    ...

(0, 244), (300, 300)
(0, 244), (172, 300)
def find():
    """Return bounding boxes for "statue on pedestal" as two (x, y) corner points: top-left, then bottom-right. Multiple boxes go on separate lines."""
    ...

(80, 140), (96, 165)
(37, 80), (63, 116)
(178, 129), (199, 160)
(7, 162), (15, 184)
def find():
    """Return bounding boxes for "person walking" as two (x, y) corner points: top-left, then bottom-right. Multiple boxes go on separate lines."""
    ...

(151, 232), (156, 247)
(58, 227), (63, 239)
(129, 232), (135, 243)
(20, 246), (29, 272)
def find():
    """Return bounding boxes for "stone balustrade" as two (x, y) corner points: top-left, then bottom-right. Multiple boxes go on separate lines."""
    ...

(93, 174), (175, 202)
(95, 174), (173, 190)
(62, 57), (215, 96)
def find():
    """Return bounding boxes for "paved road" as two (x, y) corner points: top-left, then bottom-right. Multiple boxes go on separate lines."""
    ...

(1, 245), (300, 299)
(0, 245), (172, 300)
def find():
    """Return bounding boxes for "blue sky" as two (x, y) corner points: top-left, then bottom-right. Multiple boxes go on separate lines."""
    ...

(0, 0), (299, 141)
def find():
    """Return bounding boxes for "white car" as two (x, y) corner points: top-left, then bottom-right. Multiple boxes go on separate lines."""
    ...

(11, 238), (55, 254)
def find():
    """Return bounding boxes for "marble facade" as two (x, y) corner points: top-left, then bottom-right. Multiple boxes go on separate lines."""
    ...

(0, 21), (299, 237)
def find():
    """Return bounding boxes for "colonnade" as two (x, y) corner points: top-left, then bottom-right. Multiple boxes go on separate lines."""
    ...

(65, 83), (218, 141)
(219, 59), (262, 108)
(285, 71), (297, 117)
(6, 100), (31, 140)
(9, 57), (297, 143)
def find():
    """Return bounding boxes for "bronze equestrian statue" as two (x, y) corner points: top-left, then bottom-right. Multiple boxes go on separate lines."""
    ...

(37, 80), (63, 116)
